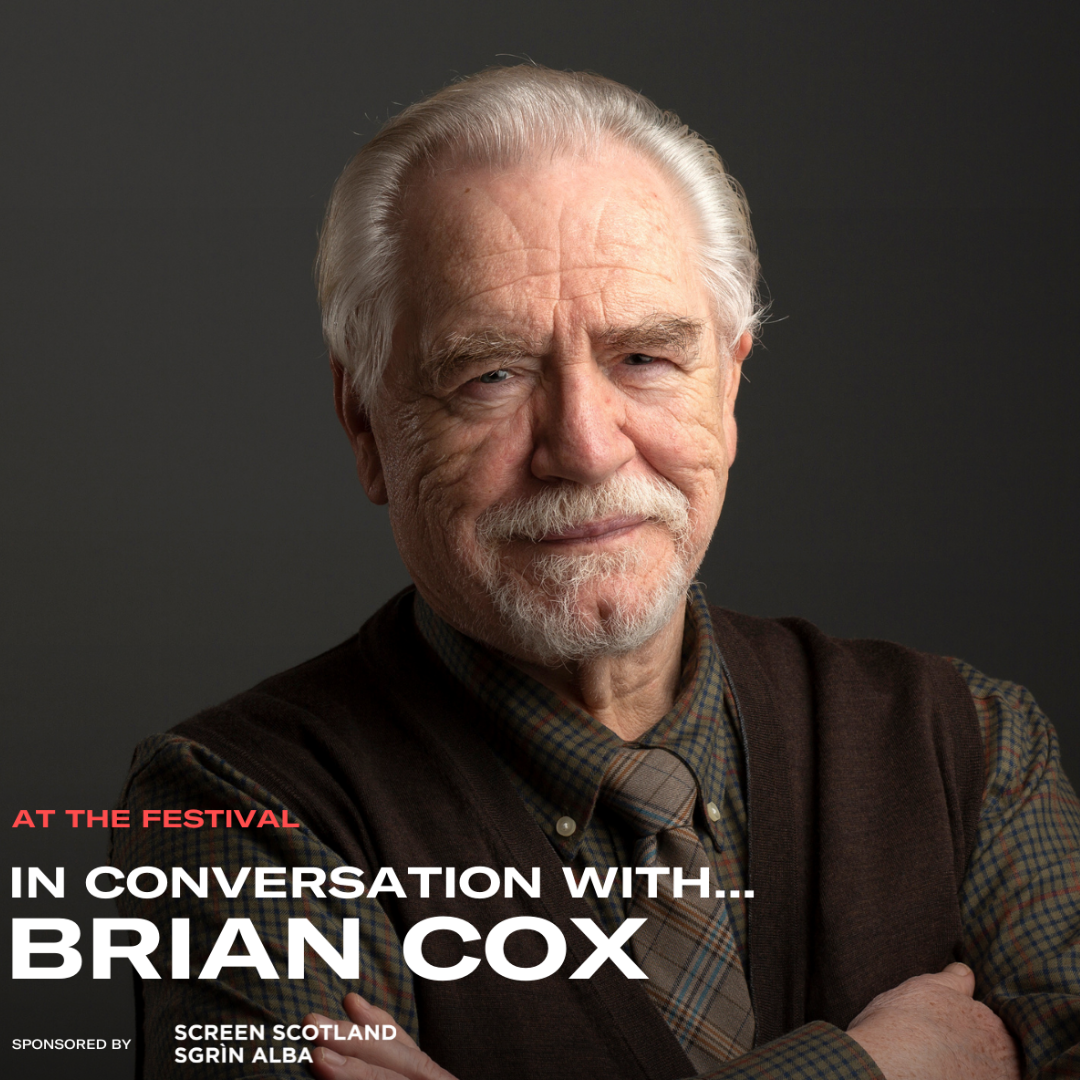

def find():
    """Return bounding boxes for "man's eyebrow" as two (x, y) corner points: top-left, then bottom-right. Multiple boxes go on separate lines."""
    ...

(418, 316), (705, 390)
(597, 316), (704, 355)
(419, 330), (540, 390)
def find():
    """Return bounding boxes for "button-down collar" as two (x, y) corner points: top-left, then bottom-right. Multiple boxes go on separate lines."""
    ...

(413, 583), (737, 861)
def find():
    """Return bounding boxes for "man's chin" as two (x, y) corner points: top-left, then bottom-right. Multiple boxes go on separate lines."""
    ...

(479, 556), (693, 667)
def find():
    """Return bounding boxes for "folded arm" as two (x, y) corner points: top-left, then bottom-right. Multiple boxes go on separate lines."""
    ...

(111, 734), (417, 1079)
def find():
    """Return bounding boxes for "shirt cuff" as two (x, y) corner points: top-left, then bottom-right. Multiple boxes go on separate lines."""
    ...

(698, 1020), (886, 1079)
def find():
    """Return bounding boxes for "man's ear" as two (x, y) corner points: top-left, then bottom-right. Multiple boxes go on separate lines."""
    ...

(331, 359), (388, 505)
(721, 331), (754, 463)
(726, 331), (753, 409)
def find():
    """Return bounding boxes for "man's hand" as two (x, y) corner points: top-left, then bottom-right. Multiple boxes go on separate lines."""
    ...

(846, 962), (1021, 1080)
(307, 963), (1020, 1080)
(306, 994), (459, 1080)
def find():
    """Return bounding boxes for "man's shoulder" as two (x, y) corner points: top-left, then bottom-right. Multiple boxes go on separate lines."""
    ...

(709, 603), (974, 704)
(710, 605), (1043, 759)
(127, 588), (453, 861)
(138, 589), (437, 814)
(171, 588), (418, 741)
(946, 655), (1071, 814)
(169, 631), (362, 749)
(709, 606), (1074, 842)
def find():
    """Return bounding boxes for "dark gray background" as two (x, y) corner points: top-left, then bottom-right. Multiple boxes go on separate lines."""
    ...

(3, 2), (1077, 1076)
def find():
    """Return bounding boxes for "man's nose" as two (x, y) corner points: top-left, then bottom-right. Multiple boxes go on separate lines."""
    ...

(529, 362), (636, 485)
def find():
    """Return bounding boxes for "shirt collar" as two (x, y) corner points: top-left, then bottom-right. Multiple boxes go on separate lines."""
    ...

(414, 582), (734, 860)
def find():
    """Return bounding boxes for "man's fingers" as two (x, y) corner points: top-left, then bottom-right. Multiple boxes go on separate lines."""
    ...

(342, 992), (420, 1050)
(310, 1044), (405, 1080)
(937, 961), (976, 997)
(847, 963), (1019, 1080)
(305, 1011), (405, 1065)
(305, 1006), (457, 1080)
(306, 1019), (412, 1079)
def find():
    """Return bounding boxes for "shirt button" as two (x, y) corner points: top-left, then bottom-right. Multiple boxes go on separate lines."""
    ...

(706, 801), (721, 821)
(555, 816), (577, 837)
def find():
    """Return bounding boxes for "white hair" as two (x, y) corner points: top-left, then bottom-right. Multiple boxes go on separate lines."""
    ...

(316, 64), (762, 411)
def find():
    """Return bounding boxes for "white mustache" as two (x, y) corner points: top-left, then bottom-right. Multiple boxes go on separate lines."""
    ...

(475, 473), (692, 547)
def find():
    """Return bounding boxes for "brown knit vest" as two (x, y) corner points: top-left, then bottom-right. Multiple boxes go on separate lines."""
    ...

(177, 589), (983, 1080)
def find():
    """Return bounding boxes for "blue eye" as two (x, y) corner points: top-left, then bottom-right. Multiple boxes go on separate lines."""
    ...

(477, 369), (511, 383)
(625, 354), (655, 365)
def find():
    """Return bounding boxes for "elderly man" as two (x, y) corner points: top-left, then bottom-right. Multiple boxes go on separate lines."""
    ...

(113, 66), (1079, 1080)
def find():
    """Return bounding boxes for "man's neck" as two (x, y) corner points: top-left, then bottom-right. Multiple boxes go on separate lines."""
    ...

(507, 609), (687, 742)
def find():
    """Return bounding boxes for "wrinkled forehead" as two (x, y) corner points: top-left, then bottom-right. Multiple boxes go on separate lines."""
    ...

(394, 143), (708, 336)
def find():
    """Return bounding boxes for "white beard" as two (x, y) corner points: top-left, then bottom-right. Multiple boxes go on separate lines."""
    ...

(471, 474), (696, 665)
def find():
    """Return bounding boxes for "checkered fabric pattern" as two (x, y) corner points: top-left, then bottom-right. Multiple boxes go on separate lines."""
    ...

(112, 738), (418, 1080)
(111, 584), (1080, 1078)
(413, 585), (753, 957)
(601, 747), (755, 1067)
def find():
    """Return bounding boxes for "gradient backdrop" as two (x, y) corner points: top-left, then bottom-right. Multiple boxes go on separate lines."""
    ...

(2, 2), (1077, 1076)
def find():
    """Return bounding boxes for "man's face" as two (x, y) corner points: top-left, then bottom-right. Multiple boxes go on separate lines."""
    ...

(342, 141), (747, 664)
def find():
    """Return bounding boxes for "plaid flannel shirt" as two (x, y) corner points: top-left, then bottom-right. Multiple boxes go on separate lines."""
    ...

(112, 584), (1080, 1078)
